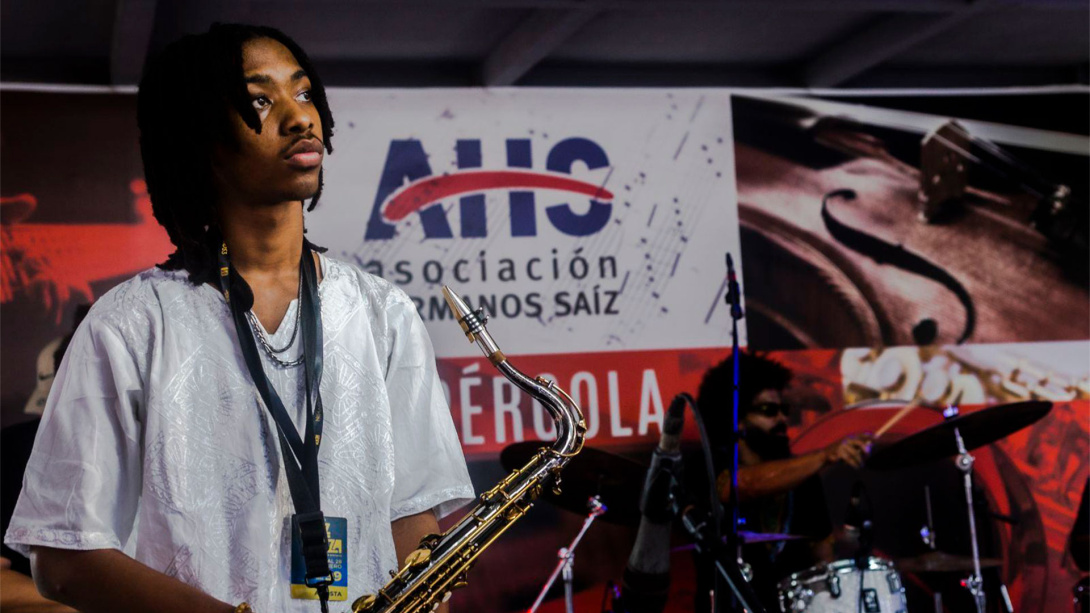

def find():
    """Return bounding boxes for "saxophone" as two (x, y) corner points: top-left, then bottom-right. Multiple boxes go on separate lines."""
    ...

(351, 286), (586, 613)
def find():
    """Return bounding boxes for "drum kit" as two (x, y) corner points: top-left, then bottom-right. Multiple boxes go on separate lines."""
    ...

(501, 399), (1053, 613)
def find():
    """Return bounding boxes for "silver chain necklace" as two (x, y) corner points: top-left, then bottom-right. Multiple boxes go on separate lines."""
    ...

(246, 276), (305, 368)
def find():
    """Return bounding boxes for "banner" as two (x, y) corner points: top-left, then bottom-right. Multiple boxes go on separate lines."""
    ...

(318, 90), (742, 354)
(310, 90), (742, 453)
(1, 85), (1087, 613)
(730, 91), (1089, 613)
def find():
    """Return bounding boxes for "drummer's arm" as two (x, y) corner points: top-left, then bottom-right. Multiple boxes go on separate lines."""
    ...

(719, 451), (825, 503)
(717, 435), (871, 503)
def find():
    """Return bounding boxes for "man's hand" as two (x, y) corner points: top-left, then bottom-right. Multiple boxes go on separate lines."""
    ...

(823, 434), (873, 469)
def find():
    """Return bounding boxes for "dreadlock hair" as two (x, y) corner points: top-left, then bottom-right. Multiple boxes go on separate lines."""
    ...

(696, 351), (792, 448)
(137, 23), (335, 286)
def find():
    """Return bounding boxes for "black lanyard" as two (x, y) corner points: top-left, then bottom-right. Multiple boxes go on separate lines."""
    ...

(217, 240), (333, 605)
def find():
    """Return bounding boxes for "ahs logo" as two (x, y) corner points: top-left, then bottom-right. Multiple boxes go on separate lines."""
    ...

(365, 138), (615, 240)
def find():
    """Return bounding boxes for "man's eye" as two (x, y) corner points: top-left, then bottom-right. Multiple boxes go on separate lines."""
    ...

(251, 96), (271, 110)
(296, 90), (312, 103)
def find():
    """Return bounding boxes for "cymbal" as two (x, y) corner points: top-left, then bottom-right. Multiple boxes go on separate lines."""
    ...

(672, 532), (808, 553)
(868, 400), (1052, 470)
(896, 550), (1002, 573)
(738, 531), (807, 544)
(499, 441), (646, 526)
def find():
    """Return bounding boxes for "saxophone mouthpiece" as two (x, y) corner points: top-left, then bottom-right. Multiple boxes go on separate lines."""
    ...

(443, 285), (503, 364)
(441, 286), (477, 340)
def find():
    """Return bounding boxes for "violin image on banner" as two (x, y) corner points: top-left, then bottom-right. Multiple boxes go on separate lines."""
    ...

(731, 94), (1088, 349)
(351, 286), (587, 613)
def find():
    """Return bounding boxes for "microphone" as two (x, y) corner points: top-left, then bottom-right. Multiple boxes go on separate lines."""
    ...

(620, 394), (686, 613)
(725, 254), (743, 320)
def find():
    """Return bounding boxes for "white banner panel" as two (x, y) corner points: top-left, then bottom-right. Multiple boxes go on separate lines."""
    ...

(311, 89), (744, 358)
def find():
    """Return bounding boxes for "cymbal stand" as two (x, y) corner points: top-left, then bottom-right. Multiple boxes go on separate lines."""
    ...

(921, 485), (944, 613)
(528, 496), (607, 613)
(953, 425), (986, 613)
(921, 484), (937, 551)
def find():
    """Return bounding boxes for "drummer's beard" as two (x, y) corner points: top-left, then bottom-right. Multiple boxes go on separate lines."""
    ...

(744, 423), (791, 460)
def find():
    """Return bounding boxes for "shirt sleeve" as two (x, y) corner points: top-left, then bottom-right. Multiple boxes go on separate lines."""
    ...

(3, 315), (144, 556)
(385, 293), (474, 521)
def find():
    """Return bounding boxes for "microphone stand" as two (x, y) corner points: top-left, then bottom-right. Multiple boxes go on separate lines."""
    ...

(671, 390), (765, 613)
(679, 492), (765, 613)
(724, 253), (745, 610)
(528, 496), (607, 613)
(677, 256), (765, 613)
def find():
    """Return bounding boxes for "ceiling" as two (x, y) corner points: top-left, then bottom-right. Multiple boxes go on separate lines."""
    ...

(2, 0), (1088, 89)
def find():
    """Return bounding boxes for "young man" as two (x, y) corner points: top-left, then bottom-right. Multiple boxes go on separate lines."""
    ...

(694, 352), (872, 610)
(3, 24), (473, 613)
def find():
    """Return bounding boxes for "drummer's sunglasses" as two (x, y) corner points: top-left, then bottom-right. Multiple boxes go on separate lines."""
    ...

(751, 402), (790, 418)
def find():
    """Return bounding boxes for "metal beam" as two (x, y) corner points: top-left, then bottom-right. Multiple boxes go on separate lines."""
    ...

(803, 0), (999, 87)
(247, 0), (1086, 10)
(481, 8), (600, 86)
(110, 0), (158, 85)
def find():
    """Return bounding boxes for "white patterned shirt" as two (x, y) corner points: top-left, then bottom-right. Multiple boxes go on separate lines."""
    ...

(4, 254), (474, 612)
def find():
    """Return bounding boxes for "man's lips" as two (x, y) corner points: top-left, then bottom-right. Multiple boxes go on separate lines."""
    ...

(283, 139), (323, 169)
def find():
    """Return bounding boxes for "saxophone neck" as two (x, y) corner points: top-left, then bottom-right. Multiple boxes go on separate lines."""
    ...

(442, 285), (586, 456)
(542, 374), (586, 458)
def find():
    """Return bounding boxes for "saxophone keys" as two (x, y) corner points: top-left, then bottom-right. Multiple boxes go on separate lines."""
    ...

(453, 573), (469, 589)
(442, 591), (453, 602)
(404, 548), (432, 568)
(351, 594), (377, 612)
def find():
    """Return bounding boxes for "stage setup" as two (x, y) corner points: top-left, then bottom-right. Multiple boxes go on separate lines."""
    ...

(1, 4), (1087, 613)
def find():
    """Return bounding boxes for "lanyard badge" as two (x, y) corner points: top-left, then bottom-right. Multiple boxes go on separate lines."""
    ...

(291, 515), (348, 601)
(219, 241), (343, 608)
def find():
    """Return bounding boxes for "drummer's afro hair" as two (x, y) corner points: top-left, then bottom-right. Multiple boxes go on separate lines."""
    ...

(137, 23), (334, 287)
(696, 351), (792, 437)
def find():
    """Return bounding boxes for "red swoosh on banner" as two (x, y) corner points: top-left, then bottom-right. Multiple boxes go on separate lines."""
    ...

(382, 170), (614, 221)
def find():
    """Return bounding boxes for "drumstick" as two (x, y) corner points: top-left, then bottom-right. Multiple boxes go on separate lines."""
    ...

(874, 399), (922, 439)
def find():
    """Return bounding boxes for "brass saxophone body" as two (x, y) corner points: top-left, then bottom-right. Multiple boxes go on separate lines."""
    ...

(352, 286), (586, 613)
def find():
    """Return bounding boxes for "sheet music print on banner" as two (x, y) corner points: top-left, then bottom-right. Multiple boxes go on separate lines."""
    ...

(312, 90), (745, 452)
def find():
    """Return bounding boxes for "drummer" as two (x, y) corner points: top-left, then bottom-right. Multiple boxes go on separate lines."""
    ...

(694, 351), (873, 610)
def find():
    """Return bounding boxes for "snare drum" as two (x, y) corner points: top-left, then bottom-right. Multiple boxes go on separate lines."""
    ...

(777, 557), (907, 612)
